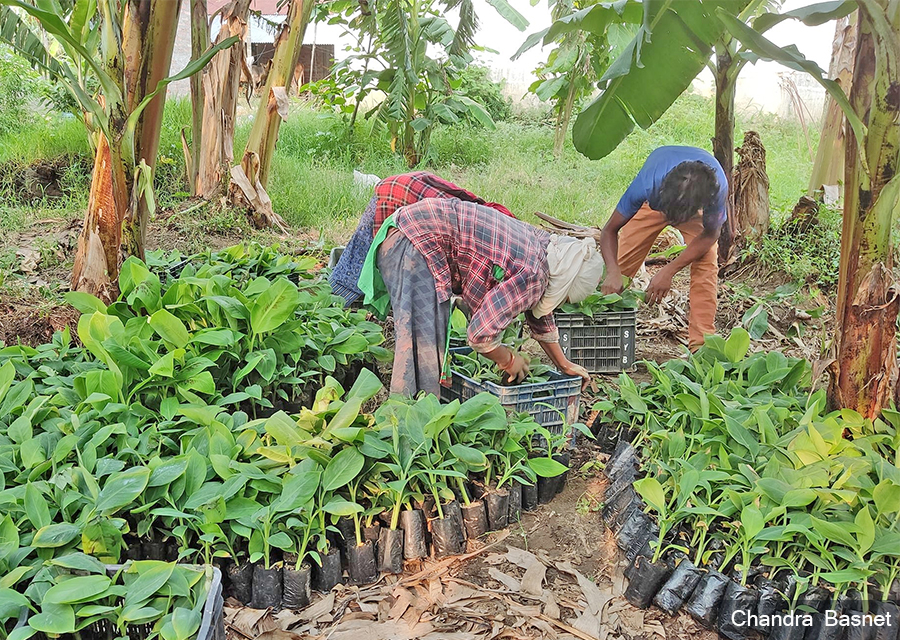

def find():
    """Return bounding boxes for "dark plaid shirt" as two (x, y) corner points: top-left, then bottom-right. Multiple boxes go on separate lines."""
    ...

(393, 198), (556, 350)
(373, 171), (513, 234)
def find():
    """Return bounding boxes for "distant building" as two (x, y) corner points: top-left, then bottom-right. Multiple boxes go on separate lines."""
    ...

(168, 0), (335, 97)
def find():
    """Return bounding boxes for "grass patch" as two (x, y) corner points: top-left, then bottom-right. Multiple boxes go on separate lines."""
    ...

(0, 115), (89, 164)
(743, 204), (842, 290)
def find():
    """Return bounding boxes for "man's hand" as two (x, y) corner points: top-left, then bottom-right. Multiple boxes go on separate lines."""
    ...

(559, 360), (591, 390)
(646, 268), (674, 305)
(601, 272), (625, 296)
(499, 351), (530, 384)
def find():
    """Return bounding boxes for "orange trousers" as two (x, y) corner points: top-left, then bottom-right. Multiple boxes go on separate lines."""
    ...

(618, 203), (718, 349)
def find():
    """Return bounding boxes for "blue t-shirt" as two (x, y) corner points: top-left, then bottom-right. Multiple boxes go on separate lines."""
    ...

(616, 146), (728, 227)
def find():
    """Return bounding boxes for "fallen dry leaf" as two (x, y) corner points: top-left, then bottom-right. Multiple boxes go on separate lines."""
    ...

(558, 562), (611, 619)
(542, 590), (561, 620)
(488, 568), (521, 592)
(254, 629), (302, 640)
(297, 592), (334, 622)
(225, 606), (278, 637)
(571, 609), (601, 638)
(388, 587), (414, 620)
(520, 561), (546, 596)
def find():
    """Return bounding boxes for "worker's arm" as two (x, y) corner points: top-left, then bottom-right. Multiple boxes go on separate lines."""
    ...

(482, 345), (530, 383)
(599, 211), (630, 295)
(524, 311), (590, 389)
(469, 272), (544, 383)
(645, 225), (721, 305)
(538, 341), (591, 390)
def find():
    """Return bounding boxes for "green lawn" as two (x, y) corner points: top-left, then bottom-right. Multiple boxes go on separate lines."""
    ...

(0, 91), (818, 242)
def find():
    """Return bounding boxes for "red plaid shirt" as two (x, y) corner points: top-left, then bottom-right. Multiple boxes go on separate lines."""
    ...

(393, 198), (557, 350)
(373, 172), (514, 235)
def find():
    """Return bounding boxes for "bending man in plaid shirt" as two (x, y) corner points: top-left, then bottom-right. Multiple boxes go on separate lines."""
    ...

(330, 171), (513, 304)
(359, 198), (601, 397)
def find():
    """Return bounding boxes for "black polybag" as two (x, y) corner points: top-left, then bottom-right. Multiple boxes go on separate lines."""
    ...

(251, 563), (283, 609)
(227, 561), (253, 605)
(461, 501), (488, 540)
(336, 517), (355, 550)
(753, 578), (787, 635)
(605, 442), (637, 481)
(521, 482), (538, 511)
(616, 507), (651, 553)
(347, 541), (378, 585)
(684, 570), (729, 628)
(143, 541), (165, 560)
(443, 500), (466, 546)
(769, 617), (812, 640)
(401, 509), (427, 559)
(485, 489), (510, 531)
(617, 509), (657, 563)
(377, 527), (404, 574)
(623, 557), (672, 609)
(606, 466), (637, 500)
(363, 523), (381, 546)
(613, 494), (644, 532)
(508, 483), (522, 524)
(654, 558), (703, 615)
(717, 580), (760, 640)
(873, 601), (900, 640)
(537, 474), (564, 504)
(312, 547), (343, 593)
(282, 563), (312, 610)
(431, 516), (463, 557)
(843, 613), (876, 640)
(604, 487), (639, 532)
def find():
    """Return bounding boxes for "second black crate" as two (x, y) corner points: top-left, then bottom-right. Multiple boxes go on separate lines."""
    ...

(555, 310), (636, 374)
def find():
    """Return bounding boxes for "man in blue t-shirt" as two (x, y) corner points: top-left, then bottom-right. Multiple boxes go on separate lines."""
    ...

(598, 146), (728, 350)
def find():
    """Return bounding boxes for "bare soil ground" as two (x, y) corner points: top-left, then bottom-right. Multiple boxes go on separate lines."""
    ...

(0, 205), (325, 346)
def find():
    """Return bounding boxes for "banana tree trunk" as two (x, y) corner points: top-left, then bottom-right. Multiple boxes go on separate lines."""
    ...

(71, 0), (183, 301)
(713, 40), (737, 263)
(189, 0), (209, 193)
(234, 0), (313, 229)
(120, 0), (183, 260)
(830, 0), (900, 418)
(196, 0), (250, 197)
(71, 135), (129, 301)
(807, 13), (857, 196)
(71, 0), (128, 302)
(732, 131), (769, 244)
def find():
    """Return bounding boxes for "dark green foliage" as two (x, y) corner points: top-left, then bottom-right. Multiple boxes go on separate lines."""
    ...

(0, 243), (577, 635)
(450, 350), (553, 386)
(559, 289), (644, 316)
(597, 327), (900, 597)
(456, 64), (512, 123)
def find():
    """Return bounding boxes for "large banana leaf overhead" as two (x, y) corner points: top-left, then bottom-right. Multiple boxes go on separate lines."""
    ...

(572, 0), (753, 160)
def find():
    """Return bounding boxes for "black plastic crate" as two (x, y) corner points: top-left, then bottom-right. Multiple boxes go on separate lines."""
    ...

(15, 565), (224, 640)
(555, 310), (636, 374)
(440, 347), (581, 434)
